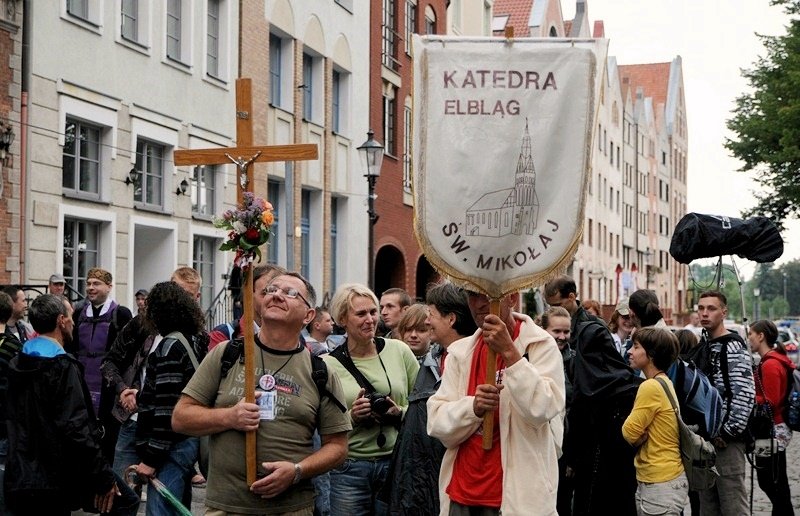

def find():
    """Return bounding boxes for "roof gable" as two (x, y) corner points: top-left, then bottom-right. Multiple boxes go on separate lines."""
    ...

(617, 62), (671, 110)
(492, 0), (534, 37)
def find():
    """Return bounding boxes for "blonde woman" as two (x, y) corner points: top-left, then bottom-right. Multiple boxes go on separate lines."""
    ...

(324, 283), (419, 516)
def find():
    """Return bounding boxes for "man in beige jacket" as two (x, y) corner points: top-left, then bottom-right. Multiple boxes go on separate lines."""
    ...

(427, 290), (565, 516)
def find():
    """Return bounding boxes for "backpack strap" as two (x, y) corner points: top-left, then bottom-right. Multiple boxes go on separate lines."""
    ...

(220, 338), (245, 378)
(310, 353), (346, 413)
(163, 331), (200, 370)
(655, 376), (680, 415)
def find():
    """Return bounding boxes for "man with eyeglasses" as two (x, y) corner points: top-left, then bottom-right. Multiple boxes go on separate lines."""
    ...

(173, 272), (351, 516)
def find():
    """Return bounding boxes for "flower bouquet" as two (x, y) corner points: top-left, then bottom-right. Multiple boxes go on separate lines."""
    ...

(214, 191), (275, 268)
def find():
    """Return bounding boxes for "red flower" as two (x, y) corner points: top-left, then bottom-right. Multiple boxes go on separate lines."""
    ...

(244, 227), (260, 243)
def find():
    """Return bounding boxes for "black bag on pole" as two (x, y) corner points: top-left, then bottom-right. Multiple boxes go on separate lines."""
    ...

(669, 213), (783, 264)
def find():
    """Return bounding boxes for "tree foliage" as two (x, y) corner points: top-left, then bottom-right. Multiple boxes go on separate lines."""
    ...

(725, 0), (800, 229)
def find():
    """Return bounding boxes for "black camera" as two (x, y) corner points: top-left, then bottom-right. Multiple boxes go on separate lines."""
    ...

(365, 393), (391, 415)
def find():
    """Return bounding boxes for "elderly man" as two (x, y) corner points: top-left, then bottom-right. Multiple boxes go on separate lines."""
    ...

(48, 273), (67, 296)
(173, 272), (351, 515)
(427, 289), (565, 515)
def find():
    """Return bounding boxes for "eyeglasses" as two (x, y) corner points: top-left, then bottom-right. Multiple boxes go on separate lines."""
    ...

(263, 284), (311, 308)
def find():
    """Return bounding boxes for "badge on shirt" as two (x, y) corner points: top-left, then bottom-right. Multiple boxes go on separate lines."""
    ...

(259, 374), (276, 391)
(258, 390), (277, 420)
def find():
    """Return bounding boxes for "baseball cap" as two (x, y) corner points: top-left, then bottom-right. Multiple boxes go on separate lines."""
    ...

(616, 299), (630, 316)
(135, 289), (149, 297)
(49, 273), (66, 284)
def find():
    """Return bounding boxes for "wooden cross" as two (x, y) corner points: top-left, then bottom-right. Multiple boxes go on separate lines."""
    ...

(174, 78), (318, 485)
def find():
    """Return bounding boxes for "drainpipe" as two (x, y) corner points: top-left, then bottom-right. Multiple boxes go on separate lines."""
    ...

(19, 0), (31, 281)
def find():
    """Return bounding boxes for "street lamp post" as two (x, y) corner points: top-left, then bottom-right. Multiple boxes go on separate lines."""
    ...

(357, 130), (385, 292)
(753, 287), (761, 321)
(644, 248), (654, 290)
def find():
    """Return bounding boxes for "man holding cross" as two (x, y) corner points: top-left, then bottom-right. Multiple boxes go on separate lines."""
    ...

(172, 271), (351, 515)
(427, 289), (565, 515)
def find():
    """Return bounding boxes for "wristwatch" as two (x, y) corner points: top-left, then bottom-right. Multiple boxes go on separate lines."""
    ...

(292, 463), (303, 485)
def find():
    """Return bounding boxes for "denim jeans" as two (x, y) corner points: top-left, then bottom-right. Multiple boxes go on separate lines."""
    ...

(113, 418), (140, 481)
(312, 431), (331, 516)
(329, 457), (390, 516)
(145, 437), (199, 516)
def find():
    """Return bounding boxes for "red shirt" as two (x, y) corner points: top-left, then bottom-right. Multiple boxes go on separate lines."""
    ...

(447, 320), (522, 508)
(757, 351), (795, 424)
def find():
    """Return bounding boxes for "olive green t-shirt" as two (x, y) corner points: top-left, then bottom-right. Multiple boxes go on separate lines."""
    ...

(182, 340), (351, 515)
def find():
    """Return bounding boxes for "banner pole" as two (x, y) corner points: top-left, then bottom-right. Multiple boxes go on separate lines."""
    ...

(482, 299), (502, 450)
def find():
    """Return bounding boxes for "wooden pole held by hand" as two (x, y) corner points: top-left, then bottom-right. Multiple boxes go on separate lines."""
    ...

(482, 299), (502, 450)
(243, 269), (257, 485)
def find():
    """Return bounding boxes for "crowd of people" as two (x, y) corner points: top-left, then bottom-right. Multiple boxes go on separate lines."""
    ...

(0, 269), (795, 515)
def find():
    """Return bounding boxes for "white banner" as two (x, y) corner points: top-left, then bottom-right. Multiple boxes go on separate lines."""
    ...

(413, 36), (607, 297)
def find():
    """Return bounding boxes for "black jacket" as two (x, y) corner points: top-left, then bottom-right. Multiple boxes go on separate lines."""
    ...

(4, 347), (114, 511)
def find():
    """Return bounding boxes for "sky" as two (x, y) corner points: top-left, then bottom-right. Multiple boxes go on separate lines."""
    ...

(561, 0), (793, 278)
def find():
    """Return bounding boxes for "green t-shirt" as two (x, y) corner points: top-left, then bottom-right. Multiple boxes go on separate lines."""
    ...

(323, 338), (420, 458)
(182, 341), (351, 515)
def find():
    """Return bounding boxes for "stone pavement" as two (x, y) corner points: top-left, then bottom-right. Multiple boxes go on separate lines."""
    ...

(748, 438), (800, 515)
(70, 441), (800, 515)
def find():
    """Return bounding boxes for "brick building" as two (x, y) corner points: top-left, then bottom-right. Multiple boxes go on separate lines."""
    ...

(370, 0), (449, 299)
(0, 0), (21, 285)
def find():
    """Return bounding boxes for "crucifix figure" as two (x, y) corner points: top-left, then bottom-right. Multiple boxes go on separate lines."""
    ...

(174, 78), (318, 485)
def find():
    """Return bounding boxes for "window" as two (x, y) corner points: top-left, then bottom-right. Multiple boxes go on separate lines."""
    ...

(67, 0), (89, 20)
(382, 0), (399, 70)
(302, 53), (313, 120)
(207, 0), (220, 77)
(587, 218), (593, 246)
(425, 11), (435, 34)
(63, 218), (100, 295)
(300, 190), (310, 279)
(269, 34), (282, 106)
(405, 0), (416, 54)
(403, 104), (412, 191)
(332, 70), (341, 133)
(193, 236), (216, 312)
(121, 0), (138, 41)
(383, 89), (396, 156)
(267, 180), (280, 264)
(191, 165), (215, 216)
(134, 139), (164, 208)
(166, 0), (182, 61)
(62, 118), (101, 197)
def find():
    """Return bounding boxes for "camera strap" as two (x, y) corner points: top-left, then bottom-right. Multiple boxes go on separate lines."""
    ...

(329, 337), (386, 394)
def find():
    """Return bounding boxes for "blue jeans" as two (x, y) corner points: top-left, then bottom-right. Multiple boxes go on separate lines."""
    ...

(329, 457), (390, 516)
(146, 437), (199, 516)
(113, 418), (140, 481)
(312, 431), (330, 516)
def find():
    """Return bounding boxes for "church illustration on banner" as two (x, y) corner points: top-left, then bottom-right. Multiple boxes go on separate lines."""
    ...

(466, 120), (540, 237)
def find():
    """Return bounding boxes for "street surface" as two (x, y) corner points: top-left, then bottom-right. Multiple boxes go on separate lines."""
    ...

(70, 443), (800, 515)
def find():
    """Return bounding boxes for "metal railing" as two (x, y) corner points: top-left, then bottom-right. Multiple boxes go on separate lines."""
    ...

(204, 286), (235, 332)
